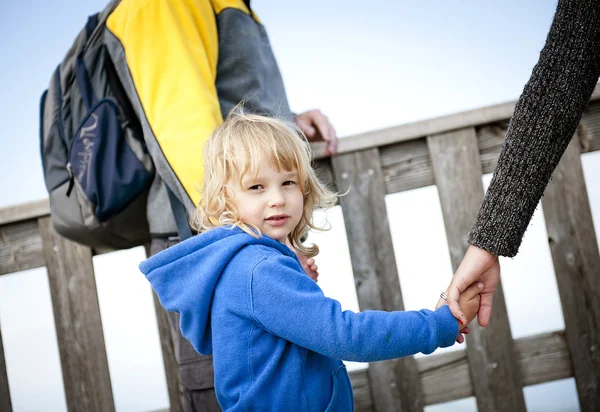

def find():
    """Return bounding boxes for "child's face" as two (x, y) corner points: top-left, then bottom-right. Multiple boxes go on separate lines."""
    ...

(228, 154), (304, 243)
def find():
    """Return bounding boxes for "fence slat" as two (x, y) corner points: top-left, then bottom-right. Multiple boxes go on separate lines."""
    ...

(541, 137), (600, 412)
(427, 127), (526, 412)
(151, 294), (184, 412)
(332, 148), (422, 412)
(0, 220), (45, 276)
(38, 217), (114, 412)
(0, 324), (12, 412)
(350, 330), (572, 407)
(0, 199), (49, 226)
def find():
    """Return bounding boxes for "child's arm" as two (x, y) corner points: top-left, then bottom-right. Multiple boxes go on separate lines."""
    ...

(250, 255), (460, 362)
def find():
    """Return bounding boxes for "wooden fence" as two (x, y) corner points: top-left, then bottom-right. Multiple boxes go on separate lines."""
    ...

(1, 86), (600, 411)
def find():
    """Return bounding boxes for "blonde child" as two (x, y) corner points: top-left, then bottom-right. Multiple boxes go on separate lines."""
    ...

(140, 111), (481, 411)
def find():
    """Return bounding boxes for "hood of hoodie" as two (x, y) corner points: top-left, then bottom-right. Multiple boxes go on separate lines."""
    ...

(139, 226), (297, 355)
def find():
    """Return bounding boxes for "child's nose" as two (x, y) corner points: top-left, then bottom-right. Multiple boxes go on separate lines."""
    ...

(268, 189), (286, 207)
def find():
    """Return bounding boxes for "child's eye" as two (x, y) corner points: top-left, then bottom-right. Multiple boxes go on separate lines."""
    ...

(248, 184), (264, 190)
(282, 180), (296, 186)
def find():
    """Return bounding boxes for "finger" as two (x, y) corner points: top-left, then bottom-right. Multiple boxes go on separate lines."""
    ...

(477, 291), (494, 327)
(302, 123), (316, 139)
(460, 326), (470, 334)
(311, 111), (332, 143)
(295, 116), (316, 139)
(456, 333), (464, 344)
(463, 282), (484, 300)
(445, 283), (466, 326)
(311, 264), (318, 271)
(306, 258), (315, 266)
(327, 124), (338, 154)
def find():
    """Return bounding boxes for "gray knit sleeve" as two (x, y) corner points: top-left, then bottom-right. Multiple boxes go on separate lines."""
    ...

(468, 0), (600, 257)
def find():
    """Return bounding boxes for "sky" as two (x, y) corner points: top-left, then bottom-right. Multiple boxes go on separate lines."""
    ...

(1, 1), (598, 411)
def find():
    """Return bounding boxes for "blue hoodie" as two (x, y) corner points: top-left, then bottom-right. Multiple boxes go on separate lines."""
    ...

(140, 226), (459, 411)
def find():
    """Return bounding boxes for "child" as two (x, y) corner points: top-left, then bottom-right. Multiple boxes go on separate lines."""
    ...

(140, 111), (481, 411)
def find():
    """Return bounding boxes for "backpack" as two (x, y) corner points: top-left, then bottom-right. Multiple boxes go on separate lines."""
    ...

(39, 1), (155, 250)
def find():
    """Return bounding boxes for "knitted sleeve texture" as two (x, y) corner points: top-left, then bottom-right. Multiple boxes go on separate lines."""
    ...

(468, 0), (600, 257)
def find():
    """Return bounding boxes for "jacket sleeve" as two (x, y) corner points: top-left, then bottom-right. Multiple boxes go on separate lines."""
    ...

(106, 0), (223, 209)
(468, 0), (600, 257)
(249, 255), (458, 362)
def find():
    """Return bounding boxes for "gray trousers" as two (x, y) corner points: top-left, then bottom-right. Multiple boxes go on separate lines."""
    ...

(151, 238), (221, 412)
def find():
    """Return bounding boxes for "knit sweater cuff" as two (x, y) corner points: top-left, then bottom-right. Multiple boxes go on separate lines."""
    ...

(467, 173), (532, 258)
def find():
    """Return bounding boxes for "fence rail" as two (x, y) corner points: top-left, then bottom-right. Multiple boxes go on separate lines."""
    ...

(2, 85), (600, 411)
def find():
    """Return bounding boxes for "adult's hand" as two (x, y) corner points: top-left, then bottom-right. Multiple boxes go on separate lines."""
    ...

(299, 256), (319, 282)
(294, 109), (338, 156)
(288, 240), (320, 282)
(436, 244), (500, 327)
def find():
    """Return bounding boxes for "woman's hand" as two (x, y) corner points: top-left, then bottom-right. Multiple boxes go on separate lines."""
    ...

(436, 245), (500, 327)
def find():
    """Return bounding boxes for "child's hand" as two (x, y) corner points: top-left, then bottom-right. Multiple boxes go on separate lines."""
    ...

(457, 282), (483, 327)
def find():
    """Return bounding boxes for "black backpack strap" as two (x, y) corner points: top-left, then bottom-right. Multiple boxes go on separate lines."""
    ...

(75, 55), (97, 110)
(84, 13), (100, 38)
(166, 185), (193, 241)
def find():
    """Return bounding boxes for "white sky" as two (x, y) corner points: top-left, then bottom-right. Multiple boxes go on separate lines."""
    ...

(1, 1), (598, 411)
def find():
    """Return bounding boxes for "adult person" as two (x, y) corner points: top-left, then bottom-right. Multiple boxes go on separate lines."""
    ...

(438, 0), (600, 329)
(104, 0), (337, 409)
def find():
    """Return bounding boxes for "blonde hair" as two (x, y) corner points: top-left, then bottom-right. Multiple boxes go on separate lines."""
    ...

(191, 110), (337, 257)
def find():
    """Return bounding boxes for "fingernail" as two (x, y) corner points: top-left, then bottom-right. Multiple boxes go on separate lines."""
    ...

(477, 282), (483, 289)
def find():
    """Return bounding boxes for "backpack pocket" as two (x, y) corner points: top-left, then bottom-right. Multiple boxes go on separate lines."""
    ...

(68, 98), (152, 221)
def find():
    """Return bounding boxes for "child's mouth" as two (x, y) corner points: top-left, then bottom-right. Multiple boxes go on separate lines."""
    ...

(265, 215), (289, 226)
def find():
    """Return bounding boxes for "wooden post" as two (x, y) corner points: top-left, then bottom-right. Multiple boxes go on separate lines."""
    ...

(144, 245), (184, 412)
(38, 217), (114, 412)
(152, 295), (184, 412)
(332, 148), (423, 412)
(0, 323), (12, 412)
(427, 127), (526, 412)
(541, 137), (600, 412)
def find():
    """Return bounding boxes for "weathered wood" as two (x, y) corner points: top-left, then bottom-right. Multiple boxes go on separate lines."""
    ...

(350, 331), (572, 407)
(418, 350), (472, 405)
(315, 83), (600, 160)
(516, 331), (573, 387)
(0, 218), (126, 277)
(380, 139), (435, 195)
(0, 199), (49, 226)
(152, 294), (184, 412)
(331, 149), (422, 412)
(0, 324), (12, 412)
(427, 127), (526, 412)
(314, 101), (517, 159)
(0, 219), (45, 276)
(145, 244), (184, 412)
(350, 367), (374, 412)
(541, 137), (600, 412)
(38, 217), (115, 412)
(350, 330), (571, 407)
(580, 100), (600, 153)
(378, 100), (600, 196)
